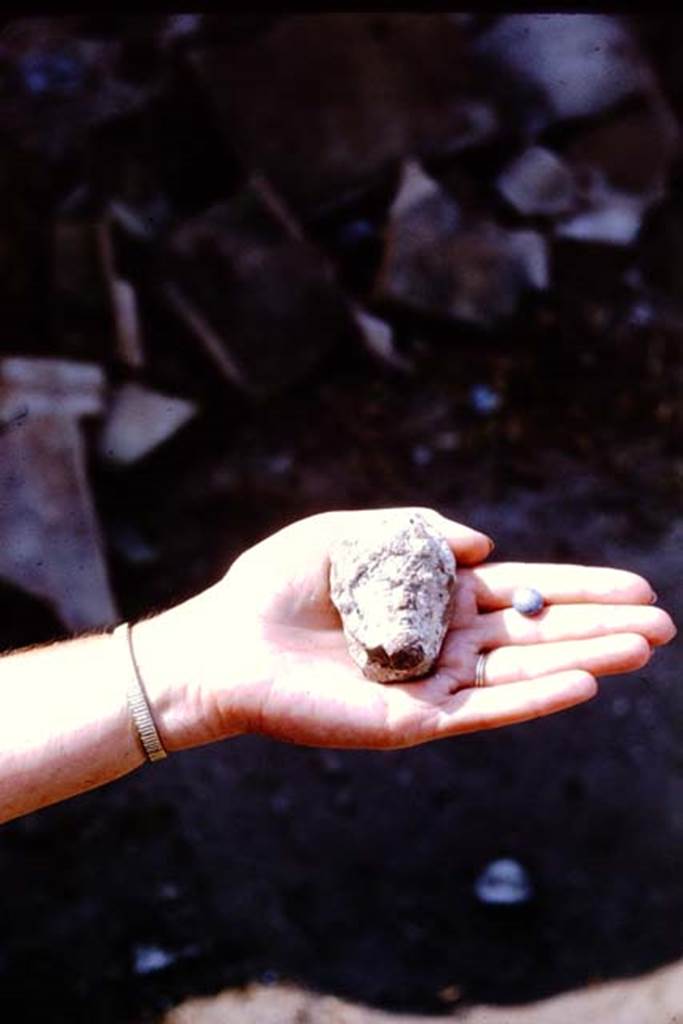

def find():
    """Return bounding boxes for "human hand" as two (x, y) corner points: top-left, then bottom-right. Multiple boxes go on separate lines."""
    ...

(138, 509), (676, 752)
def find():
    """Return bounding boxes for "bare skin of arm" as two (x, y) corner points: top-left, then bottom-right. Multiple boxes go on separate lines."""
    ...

(0, 508), (676, 825)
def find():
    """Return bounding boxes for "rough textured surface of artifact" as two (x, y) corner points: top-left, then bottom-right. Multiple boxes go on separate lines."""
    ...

(329, 511), (457, 682)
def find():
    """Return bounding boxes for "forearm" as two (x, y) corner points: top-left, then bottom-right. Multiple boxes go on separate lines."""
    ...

(0, 630), (148, 824)
(0, 580), (260, 826)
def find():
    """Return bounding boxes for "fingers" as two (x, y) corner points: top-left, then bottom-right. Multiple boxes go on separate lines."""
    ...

(469, 562), (655, 608)
(431, 671), (598, 738)
(476, 633), (651, 685)
(476, 603), (676, 650)
(321, 507), (494, 566)
(415, 508), (493, 566)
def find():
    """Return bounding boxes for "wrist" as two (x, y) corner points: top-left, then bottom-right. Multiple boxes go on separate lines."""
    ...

(129, 581), (270, 753)
(127, 608), (199, 753)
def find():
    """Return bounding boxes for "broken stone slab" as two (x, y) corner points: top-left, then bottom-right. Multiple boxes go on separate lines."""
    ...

(374, 160), (549, 327)
(476, 14), (656, 132)
(98, 382), (197, 465)
(163, 175), (358, 397)
(186, 14), (497, 215)
(496, 146), (578, 217)
(329, 510), (457, 682)
(0, 357), (118, 632)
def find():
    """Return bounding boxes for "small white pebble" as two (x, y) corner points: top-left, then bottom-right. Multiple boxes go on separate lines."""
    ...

(474, 858), (534, 906)
(133, 944), (177, 975)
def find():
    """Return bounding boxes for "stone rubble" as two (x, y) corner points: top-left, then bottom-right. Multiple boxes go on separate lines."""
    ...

(375, 161), (549, 327)
(0, 10), (680, 644)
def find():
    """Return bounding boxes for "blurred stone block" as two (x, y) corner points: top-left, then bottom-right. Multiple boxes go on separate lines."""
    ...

(98, 382), (197, 465)
(0, 357), (117, 631)
(476, 14), (655, 130)
(187, 13), (496, 215)
(375, 161), (549, 328)
(164, 175), (358, 397)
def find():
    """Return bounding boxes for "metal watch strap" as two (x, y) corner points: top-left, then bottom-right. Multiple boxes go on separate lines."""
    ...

(114, 621), (167, 763)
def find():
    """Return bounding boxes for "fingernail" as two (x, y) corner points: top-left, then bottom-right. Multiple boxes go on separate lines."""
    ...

(650, 591), (658, 604)
(486, 538), (495, 554)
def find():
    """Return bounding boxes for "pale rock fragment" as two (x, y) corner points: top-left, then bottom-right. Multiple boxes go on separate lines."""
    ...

(506, 230), (550, 290)
(555, 197), (647, 246)
(98, 382), (197, 465)
(555, 177), (657, 246)
(476, 15), (654, 128)
(0, 357), (117, 631)
(351, 306), (413, 372)
(329, 510), (457, 682)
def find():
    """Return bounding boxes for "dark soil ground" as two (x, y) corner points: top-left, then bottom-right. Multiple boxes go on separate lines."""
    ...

(0, 13), (682, 1024)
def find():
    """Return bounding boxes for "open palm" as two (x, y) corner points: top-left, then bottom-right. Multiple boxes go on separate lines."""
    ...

(190, 509), (675, 751)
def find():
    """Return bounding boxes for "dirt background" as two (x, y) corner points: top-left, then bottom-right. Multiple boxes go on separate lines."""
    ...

(0, 13), (681, 1023)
